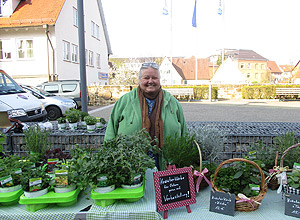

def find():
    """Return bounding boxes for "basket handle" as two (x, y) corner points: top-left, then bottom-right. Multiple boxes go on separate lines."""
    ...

(193, 140), (202, 172)
(211, 158), (265, 190)
(279, 143), (300, 167)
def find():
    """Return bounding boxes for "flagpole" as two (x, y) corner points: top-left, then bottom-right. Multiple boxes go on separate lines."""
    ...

(192, 0), (198, 83)
(170, 0), (173, 86)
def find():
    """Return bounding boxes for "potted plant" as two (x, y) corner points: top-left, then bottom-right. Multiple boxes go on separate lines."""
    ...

(189, 126), (226, 190)
(23, 125), (50, 159)
(0, 155), (23, 193)
(285, 170), (300, 195)
(96, 117), (106, 129)
(107, 129), (158, 189)
(79, 111), (89, 128)
(19, 166), (51, 198)
(57, 117), (66, 130)
(84, 115), (97, 132)
(66, 111), (79, 130)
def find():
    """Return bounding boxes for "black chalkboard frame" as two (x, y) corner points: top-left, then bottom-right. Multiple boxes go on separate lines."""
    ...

(153, 166), (196, 212)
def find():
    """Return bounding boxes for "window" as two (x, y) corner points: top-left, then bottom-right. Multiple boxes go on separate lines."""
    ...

(63, 41), (70, 61)
(96, 53), (101, 68)
(247, 63), (251, 69)
(91, 21), (95, 37)
(71, 44), (78, 63)
(261, 64), (265, 69)
(247, 73), (251, 78)
(240, 63), (244, 69)
(62, 84), (77, 93)
(0, 39), (12, 60)
(96, 24), (100, 39)
(17, 39), (33, 59)
(255, 64), (258, 69)
(255, 73), (258, 79)
(85, 49), (88, 66)
(73, 7), (78, 27)
(88, 50), (94, 66)
(44, 85), (59, 93)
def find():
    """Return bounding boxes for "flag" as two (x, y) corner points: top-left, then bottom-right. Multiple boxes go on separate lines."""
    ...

(218, 0), (223, 15)
(192, 0), (197, 27)
(163, 7), (168, 15)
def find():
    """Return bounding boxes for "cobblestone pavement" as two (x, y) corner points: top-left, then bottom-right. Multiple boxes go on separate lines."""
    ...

(88, 99), (300, 123)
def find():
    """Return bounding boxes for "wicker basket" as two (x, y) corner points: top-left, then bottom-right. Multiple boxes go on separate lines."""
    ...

(211, 158), (268, 212)
(279, 143), (300, 195)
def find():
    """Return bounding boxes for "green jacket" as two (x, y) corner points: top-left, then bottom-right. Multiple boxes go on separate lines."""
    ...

(104, 88), (188, 142)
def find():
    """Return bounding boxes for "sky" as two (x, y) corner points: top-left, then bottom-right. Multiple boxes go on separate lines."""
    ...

(101, 0), (300, 65)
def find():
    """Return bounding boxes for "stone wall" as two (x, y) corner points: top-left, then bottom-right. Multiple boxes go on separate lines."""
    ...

(87, 84), (245, 105)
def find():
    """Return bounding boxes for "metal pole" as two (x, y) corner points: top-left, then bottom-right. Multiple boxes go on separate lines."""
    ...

(77, 0), (88, 112)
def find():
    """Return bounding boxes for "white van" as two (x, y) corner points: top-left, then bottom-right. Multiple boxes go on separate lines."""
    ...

(0, 70), (47, 122)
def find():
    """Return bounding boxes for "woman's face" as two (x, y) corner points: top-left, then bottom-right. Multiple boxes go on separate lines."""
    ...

(139, 67), (161, 94)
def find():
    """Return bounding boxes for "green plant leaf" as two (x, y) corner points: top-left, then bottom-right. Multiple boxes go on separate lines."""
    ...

(233, 170), (243, 179)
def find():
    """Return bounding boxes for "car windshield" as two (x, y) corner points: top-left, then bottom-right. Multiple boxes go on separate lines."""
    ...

(25, 85), (55, 97)
(0, 72), (25, 95)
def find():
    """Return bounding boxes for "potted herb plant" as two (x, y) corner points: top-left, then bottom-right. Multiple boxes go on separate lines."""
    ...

(23, 125), (50, 159)
(79, 111), (89, 128)
(66, 111), (79, 130)
(0, 155), (23, 193)
(57, 117), (66, 130)
(107, 129), (158, 189)
(84, 115), (97, 132)
(96, 117), (106, 129)
(19, 166), (51, 198)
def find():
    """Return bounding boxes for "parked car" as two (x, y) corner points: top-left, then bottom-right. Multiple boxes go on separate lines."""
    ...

(21, 85), (76, 121)
(0, 70), (47, 123)
(38, 80), (88, 109)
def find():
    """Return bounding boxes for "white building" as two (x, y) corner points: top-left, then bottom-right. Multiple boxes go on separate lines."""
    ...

(0, 0), (112, 86)
(160, 57), (184, 85)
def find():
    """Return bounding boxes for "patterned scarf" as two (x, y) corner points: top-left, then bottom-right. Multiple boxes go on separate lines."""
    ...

(137, 86), (164, 148)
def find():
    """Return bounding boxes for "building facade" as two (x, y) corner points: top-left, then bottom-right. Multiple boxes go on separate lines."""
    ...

(0, 0), (112, 86)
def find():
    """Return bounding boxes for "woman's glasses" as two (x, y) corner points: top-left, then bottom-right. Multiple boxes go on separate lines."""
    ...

(141, 62), (159, 69)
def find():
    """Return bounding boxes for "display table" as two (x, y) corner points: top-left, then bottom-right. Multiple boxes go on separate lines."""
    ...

(0, 169), (296, 220)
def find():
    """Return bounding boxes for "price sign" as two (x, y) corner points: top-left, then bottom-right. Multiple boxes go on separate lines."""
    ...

(209, 190), (235, 216)
(285, 194), (300, 218)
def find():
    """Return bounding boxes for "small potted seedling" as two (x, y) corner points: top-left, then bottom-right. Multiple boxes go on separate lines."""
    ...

(57, 117), (66, 130)
(66, 111), (79, 130)
(84, 115), (97, 133)
(20, 166), (51, 198)
(79, 111), (89, 128)
(96, 117), (106, 129)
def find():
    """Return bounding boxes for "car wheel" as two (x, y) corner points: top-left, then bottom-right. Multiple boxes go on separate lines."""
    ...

(46, 106), (62, 121)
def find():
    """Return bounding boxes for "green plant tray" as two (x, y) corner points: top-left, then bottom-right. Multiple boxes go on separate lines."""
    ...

(19, 188), (81, 212)
(0, 189), (23, 206)
(90, 180), (145, 207)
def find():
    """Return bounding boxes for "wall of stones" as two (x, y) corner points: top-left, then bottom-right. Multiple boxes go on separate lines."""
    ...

(87, 84), (245, 106)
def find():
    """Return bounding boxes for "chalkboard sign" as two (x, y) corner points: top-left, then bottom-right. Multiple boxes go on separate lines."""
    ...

(153, 167), (196, 212)
(209, 190), (235, 216)
(285, 193), (300, 218)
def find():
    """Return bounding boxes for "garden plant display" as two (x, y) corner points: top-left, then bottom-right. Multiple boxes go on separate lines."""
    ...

(211, 158), (267, 212)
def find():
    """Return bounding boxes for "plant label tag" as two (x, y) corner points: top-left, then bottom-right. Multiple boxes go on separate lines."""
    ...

(285, 194), (300, 218)
(29, 177), (42, 191)
(209, 190), (235, 216)
(0, 175), (13, 187)
(55, 170), (68, 187)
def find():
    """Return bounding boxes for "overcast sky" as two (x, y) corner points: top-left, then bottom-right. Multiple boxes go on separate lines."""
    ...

(101, 0), (300, 65)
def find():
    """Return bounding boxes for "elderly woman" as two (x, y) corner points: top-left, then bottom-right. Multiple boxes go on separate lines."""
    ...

(104, 62), (187, 169)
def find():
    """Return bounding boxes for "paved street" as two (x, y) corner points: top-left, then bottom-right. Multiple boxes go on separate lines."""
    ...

(88, 99), (300, 123)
